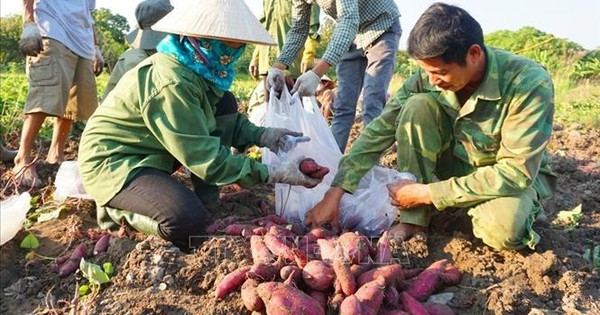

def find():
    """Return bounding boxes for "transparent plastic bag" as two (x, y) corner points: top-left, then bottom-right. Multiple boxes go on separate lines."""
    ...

(339, 166), (416, 236)
(1, 192), (31, 245)
(54, 161), (92, 201)
(262, 87), (342, 224)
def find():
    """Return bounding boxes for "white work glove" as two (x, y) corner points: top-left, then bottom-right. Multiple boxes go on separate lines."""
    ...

(267, 156), (322, 188)
(266, 67), (285, 94)
(93, 46), (104, 76)
(19, 22), (43, 57)
(259, 128), (303, 154)
(292, 70), (320, 96)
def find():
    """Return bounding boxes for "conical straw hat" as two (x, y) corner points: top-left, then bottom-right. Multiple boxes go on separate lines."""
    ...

(125, 0), (174, 49)
(151, 0), (275, 46)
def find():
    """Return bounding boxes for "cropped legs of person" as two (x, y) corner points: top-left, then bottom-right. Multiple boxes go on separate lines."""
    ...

(331, 19), (401, 153)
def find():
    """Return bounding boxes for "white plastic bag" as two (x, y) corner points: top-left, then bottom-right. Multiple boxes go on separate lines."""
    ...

(1, 192), (31, 245)
(339, 167), (416, 236)
(54, 161), (92, 200)
(262, 87), (342, 224)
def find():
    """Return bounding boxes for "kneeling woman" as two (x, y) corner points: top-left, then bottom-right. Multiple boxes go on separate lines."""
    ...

(78, 0), (320, 248)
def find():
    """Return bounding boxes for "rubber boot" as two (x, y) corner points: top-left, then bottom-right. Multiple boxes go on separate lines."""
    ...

(96, 206), (160, 236)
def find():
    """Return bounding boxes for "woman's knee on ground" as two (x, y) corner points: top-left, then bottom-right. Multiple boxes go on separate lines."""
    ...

(158, 200), (210, 246)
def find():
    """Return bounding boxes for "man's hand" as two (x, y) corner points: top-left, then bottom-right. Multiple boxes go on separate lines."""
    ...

(248, 61), (259, 79)
(259, 128), (303, 154)
(292, 70), (320, 96)
(93, 46), (104, 76)
(266, 67), (285, 93)
(304, 187), (344, 232)
(387, 180), (432, 209)
(19, 22), (43, 57)
(267, 156), (322, 188)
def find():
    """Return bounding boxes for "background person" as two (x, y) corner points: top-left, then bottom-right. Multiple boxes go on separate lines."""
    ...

(101, 0), (173, 99)
(12, 0), (104, 188)
(305, 2), (556, 251)
(267, 0), (402, 153)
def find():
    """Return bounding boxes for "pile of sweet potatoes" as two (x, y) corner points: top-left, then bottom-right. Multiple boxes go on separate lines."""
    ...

(213, 214), (460, 315)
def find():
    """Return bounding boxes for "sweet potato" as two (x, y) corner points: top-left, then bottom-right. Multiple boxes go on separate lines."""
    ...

(384, 285), (400, 308)
(312, 166), (330, 179)
(357, 264), (404, 289)
(337, 232), (370, 265)
(316, 238), (337, 262)
(264, 232), (295, 261)
(250, 235), (274, 265)
(93, 234), (110, 255)
(298, 227), (335, 246)
(299, 158), (319, 174)
(330, 280), (345, 310)
(253, 214), (288, 226)
(280, 265), (300, 282)
(259, 200), (270, 216)
(291, 248), (308, 268)
(308, 290), (328, 312)
(375, 231), (392, 264)
(58, 243), (87, 278)
(241, 278), (264, 311)
(424, 303), (456, 315)
(257, 282), (325, 315)
(400, 291), (430, 315)
(302, 260), (335, 291)
(205, 219), (226, 234)
(406, 259), (447, 301)
(332, 245), (356, 296)
(247, 263), (278, 282)
(379, 310), (410, 315)
(403, 267), (425, 279)
(340, 276), (386, 315)
(215, 266), (251, 300)
(282, 267), (302, 287)
(439, 263), (461, 286)
(350, 261), (373, 279)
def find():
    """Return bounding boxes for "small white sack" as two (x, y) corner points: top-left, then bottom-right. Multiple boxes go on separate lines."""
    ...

(339, 167), (416, 236)
(54, 161), (92, 200)
(262, 87), (342, 224)
(0, 192), (31, 245)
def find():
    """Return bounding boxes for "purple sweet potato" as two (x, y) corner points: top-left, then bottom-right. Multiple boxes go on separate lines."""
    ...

(337, 232), (370, 265)
(400, 291), (430, 315)
(308, 290), (328, 313)
(302, 260), (335, 291)
(384, 285), (400, 308)
(316, 238), (337, 262)
(58, 243), (87, 278)
(375, 231), (392, 264)
(241, 278), (264, 312)
(332, 245), (356, 296)
(379, 310), (410, 315)
(256, 282), (325, 315)
(340, 276), (386, 315)
(424, 303), (456, 315)
(224, 224), (256, 237)
(247, 263), (278, 282)
(215, 266), (251, 300)
(330, 280), (345, 310)
(357, 264), (404, 289)
(93, 234), (110, 255)
(264, 232), (295, 261)
(250, 235), (274, 265)
(350, 261), (373, 279)
(292, 248), (308, 268)
(439, 263), (461, 286)
(403, 267), (425, 279)
(406, 259), (447, 301)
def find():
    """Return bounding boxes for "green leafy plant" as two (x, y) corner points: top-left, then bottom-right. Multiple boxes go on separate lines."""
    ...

(78, 259), (115, 300)
(551, 204), (583, 231)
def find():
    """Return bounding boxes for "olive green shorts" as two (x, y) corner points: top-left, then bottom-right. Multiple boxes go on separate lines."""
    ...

(25, 38), (98, 120)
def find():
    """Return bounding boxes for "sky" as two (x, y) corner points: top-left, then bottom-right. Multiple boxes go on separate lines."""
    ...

(1, 0), (598, 50)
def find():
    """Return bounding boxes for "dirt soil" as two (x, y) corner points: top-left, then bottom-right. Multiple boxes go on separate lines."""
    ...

(1, 122), (599, 315)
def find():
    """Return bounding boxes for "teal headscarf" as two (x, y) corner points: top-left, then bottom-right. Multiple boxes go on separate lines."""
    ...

(156, 34), (246, 91)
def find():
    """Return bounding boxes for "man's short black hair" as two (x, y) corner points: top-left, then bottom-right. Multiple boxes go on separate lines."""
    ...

(407, 3), (484, 66)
